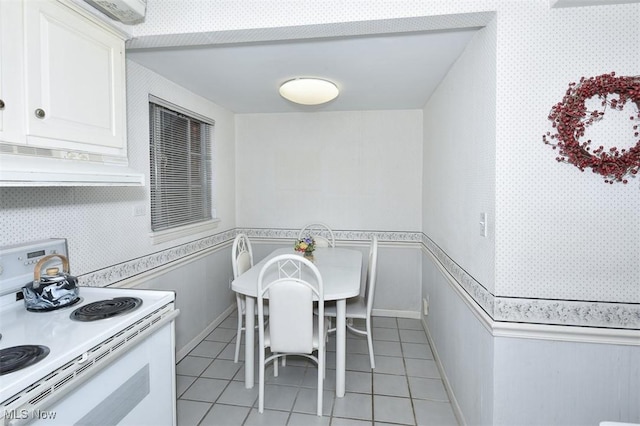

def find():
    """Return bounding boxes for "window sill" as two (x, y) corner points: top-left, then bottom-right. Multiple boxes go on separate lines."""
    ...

(150, 218), (221, 245)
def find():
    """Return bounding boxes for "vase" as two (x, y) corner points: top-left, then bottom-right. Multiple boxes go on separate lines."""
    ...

(303, 251), (315, 261)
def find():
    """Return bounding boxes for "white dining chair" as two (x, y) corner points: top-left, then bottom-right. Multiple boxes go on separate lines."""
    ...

(231, 233), (266, 363)
(298, 223), (335, 247)
(257, 254), (326, 416)
(324, 235), (378, 369)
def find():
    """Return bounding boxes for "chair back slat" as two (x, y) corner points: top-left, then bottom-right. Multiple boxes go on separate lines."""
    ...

(364, 236), (378, 315)
(313, 236), (332, 247)
(236, 251), (252, 276)
(257, 254), (323, 355)
(267, 279), (313, 353)
(298, 223), (335, 248)
(232, 233), (254, 279)
(231, 233), (256, 364)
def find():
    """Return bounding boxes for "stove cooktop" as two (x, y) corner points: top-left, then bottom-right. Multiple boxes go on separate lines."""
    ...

(0, 286), (175, 404)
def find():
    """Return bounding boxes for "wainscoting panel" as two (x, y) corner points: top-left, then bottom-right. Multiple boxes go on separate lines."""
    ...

(422, 244), (640, 426)
(116, 241), (236, 358)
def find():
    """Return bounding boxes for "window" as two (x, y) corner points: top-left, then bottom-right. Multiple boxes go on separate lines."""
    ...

(149, 97), (214, 237)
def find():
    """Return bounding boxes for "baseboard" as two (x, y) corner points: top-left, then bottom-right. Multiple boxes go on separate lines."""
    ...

(176, 304), (236, 361)
(422, 316), (467, 426)
(373, 308), (421, 319)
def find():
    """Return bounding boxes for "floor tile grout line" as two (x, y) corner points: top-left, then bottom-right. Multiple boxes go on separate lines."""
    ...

(399, 332), (419, 426)
(178, 312), (454, 426)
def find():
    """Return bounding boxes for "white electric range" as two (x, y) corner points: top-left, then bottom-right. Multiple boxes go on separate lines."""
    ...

(0, 239), (179, 425)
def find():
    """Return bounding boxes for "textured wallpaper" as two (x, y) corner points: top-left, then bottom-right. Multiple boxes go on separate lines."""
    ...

(493, 2), (639, 303)
(422, 17), (497, 294)
(1, 0), (638, 310)
(235, 111), (423, 232)
(124, 0), (640, 303)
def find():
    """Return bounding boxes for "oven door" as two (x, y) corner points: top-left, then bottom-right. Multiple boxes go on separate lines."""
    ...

(22, 322), (177, 426)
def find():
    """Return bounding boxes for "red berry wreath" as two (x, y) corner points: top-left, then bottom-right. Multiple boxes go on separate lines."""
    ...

(543, 72), (640, 184)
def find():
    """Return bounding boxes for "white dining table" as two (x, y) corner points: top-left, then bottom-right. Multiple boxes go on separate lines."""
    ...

(231, 246), (362, 398)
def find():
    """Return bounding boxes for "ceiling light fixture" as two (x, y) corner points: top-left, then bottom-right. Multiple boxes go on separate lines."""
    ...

(279, 78), (339, 105)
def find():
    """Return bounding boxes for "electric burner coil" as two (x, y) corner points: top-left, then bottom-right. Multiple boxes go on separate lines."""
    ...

(70, 297), (143, 322)
(0, 345), (50, 375)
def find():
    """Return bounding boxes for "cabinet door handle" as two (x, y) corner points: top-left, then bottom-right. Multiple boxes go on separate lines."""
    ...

(35, 108), (46, 119)
(0, 99), (4, 110)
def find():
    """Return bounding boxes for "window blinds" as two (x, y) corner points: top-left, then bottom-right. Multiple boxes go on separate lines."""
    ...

(149, 100), (213, 232)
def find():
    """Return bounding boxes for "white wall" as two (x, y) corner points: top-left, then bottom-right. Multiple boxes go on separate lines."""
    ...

(421, 2), (639, 425)
(493, 2), (640, 303)
(129, 245), (236, 358)
(422, 18), (496, 293)
(493, 337), (640, 425)
(421, 1), (639, 314)
(235, 110), (423, 232)
(422, 18), (497, 426)
(235, 110), (424, 316)
(422, 255), (495, 426)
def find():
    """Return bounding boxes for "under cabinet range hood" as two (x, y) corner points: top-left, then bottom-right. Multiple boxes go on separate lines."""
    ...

(84, 0), (146, 24)
(0, 152), (145, 187)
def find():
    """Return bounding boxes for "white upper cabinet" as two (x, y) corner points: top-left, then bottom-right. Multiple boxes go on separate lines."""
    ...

(0, 0), (26, 146)
(0, 0), (143, 186)
(24, 0), (126, 155)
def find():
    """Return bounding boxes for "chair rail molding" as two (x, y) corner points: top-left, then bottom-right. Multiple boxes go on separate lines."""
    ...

(77, 227), (422, 288)
(79, 228), (236, 288)
(238, 227), (422, 244)
(76, 225), (640, 343)
(421, 234), (640, 344)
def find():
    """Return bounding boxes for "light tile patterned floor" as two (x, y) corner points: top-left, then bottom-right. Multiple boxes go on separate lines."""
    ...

(176, 313), (458, 426)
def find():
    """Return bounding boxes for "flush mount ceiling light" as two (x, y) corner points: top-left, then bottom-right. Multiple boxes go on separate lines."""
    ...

(279, 78), (339, 105)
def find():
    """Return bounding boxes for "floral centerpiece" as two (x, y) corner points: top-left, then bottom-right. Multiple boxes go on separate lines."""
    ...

(294, 235), (316, 257)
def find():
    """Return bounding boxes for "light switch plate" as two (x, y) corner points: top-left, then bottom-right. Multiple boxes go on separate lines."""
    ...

(480, 213), (487, 237)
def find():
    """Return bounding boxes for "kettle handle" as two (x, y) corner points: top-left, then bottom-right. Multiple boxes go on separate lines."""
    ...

(33, 254), (70, 281)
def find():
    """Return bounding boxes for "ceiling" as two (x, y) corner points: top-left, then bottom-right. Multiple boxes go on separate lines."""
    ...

(118, 0), (638, 114)
(126, 28), (480, 114)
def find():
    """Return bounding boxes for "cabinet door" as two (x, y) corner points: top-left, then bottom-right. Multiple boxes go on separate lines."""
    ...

(24, 0), (126, 157)
(0, 0), (26, 145)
